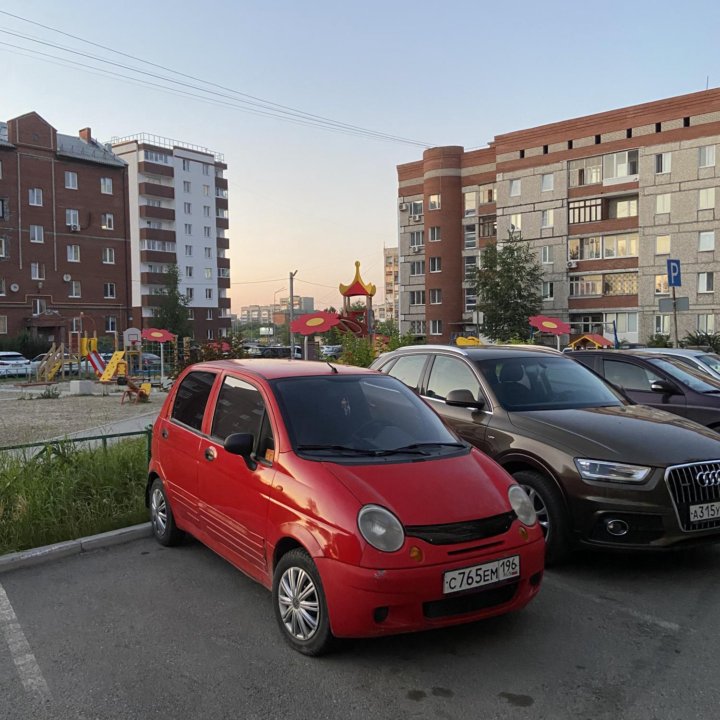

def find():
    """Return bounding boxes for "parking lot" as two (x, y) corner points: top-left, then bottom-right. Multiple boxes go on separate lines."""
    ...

(2, 538), (720, 720)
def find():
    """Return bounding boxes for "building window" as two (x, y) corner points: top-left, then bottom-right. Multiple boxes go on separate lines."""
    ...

(541, 246), (553, 264)
(100, 177), (113, 194)
(699, 145), (716, 168)
(429, 319), (442, 336)
(655, 194), (671, 214)
(655, 274), (669, 294)
(204, 268), (212, 279)
(603, 233), (638, 258)
(204, 246), (212, 259)
(186, 288), (194, 301)
(32, 299), (47, 315)
(101, 213), (114, 230)
(464, 289), (476, 312)
(464, 255), (477, 280)
(29, 225), (44, 243)
(541, 173), (554, 192)
(187, 308), (195, 319)
(202, 164), (210, 176)
(428, 194), (441, 211)
(206, 329), (214, 340)
(429, 257), (441, 272)
(185, 266), (194, 278)
(568, 156), (602, 187)
(0, 315), (6, 334)
(699, 230), (715, 252)
(698, 314), (715, 333)
(429, 226), (441, 242)
(409, 230), (424, 247)
(541, 209), (554, 228)
(429, 289), (442, 304)
(605, 312), (638, 334)
(145, 151), (169, 164)
(655, 152), (672, 174)
(206, 309), (213, 320)
(464, 225), (477, 249)
(463, 192), (477, 216)
(31, 262), (45, 280)
(185, 245), (193, 256)
(205, 288), (213, 299)
(409, 291), (425, 305)
(184, 224), (192, 235)
(203, 184), (210, 196)
(478, 215), (496, 237)
(105, 316), (117, 332)
(699, 187), (715, 210)
(203, 206), (210, 217)
(29, 188), (43, 206)
(66, 209), (79, 228)
(69, 280), (81, 298)
(608, 197), (638, 219)
(568, 236), (600, 260)
(0, 160), (2, 179)
(510, 213), (522, 231)
(182, 159), (191, 171)
(655, 314), (670, 334)
(0, 237), (5, 258)
(409, 320), (426, 335)
(65, 171), (78, 190)
(509, 179), (521, 197)
(699, 272), (714, 293)
(0, 278), (5, 295)
(409, 261), (425, 276)
(184, 202), (192, 214)
(104, 282), (116, 299)
(603, 273), (638, 296)
(568, 198), (601, 223)
(569, 274), (602, 296)
(542, 281), (554, 300)
(102, 247), (115, 264)
(655, 235), (670, 255)
(203, 226), (211, 238)
(603, 149), (638, 181)
(409, 200), (423, 216)
(67, 244), (80, 262)
(183, 181), (191, 193)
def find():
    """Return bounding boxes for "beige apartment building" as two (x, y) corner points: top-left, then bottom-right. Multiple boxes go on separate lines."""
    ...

(397, 88), (720, 345)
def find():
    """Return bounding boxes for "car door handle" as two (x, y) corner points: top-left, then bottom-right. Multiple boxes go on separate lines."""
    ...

(204, 447), (217, 461)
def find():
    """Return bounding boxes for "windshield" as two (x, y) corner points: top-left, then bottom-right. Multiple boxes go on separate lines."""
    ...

(647, 358), (720, 393)
(475, 356), (624, 411)
(272, 374), (463, 459)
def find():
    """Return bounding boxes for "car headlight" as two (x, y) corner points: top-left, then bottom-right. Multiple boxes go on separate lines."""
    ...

(508, 485), (537, 526)
(575, 459), (651, 483)
(358, 505), (404, 552)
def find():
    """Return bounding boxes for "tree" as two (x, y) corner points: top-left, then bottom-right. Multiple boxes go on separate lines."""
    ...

(154, 265), (192, 338)
(474, 232), (544, 342)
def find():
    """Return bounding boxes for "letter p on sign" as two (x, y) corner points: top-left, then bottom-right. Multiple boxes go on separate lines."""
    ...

(667, 259), (682, 287)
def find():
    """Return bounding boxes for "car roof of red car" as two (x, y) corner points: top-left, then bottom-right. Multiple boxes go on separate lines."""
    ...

(184, 358), (374, 380)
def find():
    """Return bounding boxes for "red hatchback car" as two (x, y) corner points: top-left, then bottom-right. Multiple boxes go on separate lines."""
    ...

(148, 360), (544, 654)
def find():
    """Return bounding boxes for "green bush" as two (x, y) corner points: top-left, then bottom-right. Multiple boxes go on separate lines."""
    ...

(0, 438), (148, 555)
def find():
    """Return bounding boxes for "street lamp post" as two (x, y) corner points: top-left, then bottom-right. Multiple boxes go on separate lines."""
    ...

(273, 287), (286, 341)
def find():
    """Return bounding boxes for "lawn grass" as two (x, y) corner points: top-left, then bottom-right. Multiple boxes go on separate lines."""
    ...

(0, 438), (148, 555)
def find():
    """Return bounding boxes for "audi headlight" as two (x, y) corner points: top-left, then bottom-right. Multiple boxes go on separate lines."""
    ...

(508, 485), (537, 526)
(358, 505), (404, 552)
(575, 459), (651, 484)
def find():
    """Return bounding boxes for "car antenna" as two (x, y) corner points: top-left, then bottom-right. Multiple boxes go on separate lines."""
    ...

(326, 360), (339, 374)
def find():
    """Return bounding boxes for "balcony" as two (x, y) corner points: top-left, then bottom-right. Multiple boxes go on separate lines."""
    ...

(218, 297), (231, 309)
(140, 227), (176, 243)
(217, 237), (229, 250)
(216, 218), (229, 230)
(215, 177), (228, 190)
(140, 205), (175, 221)
(138, 161), (174, 178)
(217, 257), (230, 270)
(141, 294), (161, 308)
(216, 197), (229, 211)
(218, 277), (231, 289)
(140, 250), (176, 264)
(139, 182), (174, 199)
(140, 272), (169, 285)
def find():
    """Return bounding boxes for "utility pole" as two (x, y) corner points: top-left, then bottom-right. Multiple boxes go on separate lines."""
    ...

(289, 270), (298, 359)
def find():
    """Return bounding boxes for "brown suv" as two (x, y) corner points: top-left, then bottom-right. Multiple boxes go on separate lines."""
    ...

(371, 345), (720, 562)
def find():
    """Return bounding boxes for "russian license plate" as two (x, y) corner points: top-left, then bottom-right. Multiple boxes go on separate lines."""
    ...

(689, 501), (720, 522)
(443, 556), (520, 595)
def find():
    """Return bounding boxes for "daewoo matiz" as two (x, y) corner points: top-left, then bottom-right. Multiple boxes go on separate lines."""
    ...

(148, 360), (544, 655)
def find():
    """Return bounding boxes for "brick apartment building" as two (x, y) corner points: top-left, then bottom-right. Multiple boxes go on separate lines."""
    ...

(111, 134), (231, 340)
(0, 112), (130, 343)
(397, 88), (720, 345)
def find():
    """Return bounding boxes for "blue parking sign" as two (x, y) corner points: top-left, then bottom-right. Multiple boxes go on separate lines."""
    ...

(667, 259), (682, 287)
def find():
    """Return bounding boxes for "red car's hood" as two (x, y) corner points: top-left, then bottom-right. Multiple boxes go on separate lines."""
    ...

(324, 450), (513, 526)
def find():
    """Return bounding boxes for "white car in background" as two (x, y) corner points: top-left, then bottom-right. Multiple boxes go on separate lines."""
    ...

(0, 351), (32, 378)
(631, 347), (720, 380)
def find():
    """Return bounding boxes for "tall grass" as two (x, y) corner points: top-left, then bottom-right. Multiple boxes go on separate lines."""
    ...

(0, 439), (148, 555)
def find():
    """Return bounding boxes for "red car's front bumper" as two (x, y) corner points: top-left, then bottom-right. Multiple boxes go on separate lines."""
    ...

(316, 537), (544, 639)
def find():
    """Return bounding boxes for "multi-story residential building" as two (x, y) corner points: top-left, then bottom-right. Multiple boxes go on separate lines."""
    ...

(111, 134), (231, 340)
(377, 246), (399, 324)
(0, 112), (130, 342)
(397, 88), (720, 345)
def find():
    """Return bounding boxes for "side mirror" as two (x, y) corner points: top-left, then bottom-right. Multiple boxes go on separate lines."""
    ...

(445, 389), (485, 409)
(224, 432), (257, 469)
(650, 379), (678, 395)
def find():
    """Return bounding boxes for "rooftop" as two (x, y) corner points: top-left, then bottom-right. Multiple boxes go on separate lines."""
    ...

(110, 132), (224, 162)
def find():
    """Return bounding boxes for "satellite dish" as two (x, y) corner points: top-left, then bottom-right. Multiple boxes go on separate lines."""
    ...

(63, 274), (72, 282)
(9, 283), (19, 293)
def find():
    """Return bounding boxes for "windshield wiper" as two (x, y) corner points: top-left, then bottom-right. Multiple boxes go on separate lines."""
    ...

(376, 442), (467, 456)
(296, 444), (379, 455)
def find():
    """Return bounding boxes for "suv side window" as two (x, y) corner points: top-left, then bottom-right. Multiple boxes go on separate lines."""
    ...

(211, 376), (273, 456)
(171, 371), (217, 430)
(603, 359), (662, 391)
(383, 354), (428, 392)
(426, 355), (481, 401)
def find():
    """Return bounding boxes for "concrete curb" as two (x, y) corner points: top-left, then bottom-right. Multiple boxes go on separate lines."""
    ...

(0, 523), (152, 574)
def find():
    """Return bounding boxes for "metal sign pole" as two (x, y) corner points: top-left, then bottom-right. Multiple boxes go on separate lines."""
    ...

(672, 285), (679, 348)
